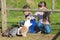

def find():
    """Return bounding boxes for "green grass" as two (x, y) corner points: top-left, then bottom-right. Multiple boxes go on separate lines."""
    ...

(6, 0), (28, 8)
(0, 0), (60, 34)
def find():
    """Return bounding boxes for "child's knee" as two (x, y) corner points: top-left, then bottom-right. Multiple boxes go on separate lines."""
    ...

(37, 22), (43, 27)
(45, 30), (51, 34)
(44, 24), (51, 34)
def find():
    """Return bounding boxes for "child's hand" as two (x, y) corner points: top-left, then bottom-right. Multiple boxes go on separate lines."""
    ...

(31, 16), (35, 19)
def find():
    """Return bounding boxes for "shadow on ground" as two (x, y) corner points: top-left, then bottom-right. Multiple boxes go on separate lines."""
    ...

(52, 30), (60, 40)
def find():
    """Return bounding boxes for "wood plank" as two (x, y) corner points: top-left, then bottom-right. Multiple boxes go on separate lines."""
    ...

(6, 8), (60, 12)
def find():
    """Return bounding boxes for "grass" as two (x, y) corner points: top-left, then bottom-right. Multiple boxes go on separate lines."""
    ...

(0, 0), (60, 34)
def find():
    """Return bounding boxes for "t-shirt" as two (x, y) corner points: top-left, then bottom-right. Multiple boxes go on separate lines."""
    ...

(34, 11), (50, 24)
(34, 11), (44, 23)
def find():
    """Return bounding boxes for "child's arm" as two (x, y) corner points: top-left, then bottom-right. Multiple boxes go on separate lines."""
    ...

(48, 15), (50, 23)
(43, 11), (51, 24)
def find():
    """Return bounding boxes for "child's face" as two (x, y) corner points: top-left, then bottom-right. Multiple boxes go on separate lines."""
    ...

(24, 11), (29, 15)
(41, 3), (45, 7)
(24, 8), (30, 15)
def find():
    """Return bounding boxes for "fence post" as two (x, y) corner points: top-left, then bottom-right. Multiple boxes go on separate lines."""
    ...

(1, 0), (7, 33)
(52, 0), (54, 10)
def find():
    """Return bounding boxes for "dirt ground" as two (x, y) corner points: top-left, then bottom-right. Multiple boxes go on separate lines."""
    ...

(0, 31), (60, 40)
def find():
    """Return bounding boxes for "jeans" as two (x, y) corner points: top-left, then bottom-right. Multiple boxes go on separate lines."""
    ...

(37, 22), (51, 34)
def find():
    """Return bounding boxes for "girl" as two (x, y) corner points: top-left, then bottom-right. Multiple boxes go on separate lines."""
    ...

(34, 1), (51, 34)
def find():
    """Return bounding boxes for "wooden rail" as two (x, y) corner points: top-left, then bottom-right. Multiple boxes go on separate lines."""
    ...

(6, 8), (60, 12)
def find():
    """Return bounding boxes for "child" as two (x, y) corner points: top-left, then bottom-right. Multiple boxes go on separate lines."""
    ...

(20, 5), (37, 33)
(23, 5), (32, 18)
(34, 1), (51, 34)
(19, 4), (32, 29)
